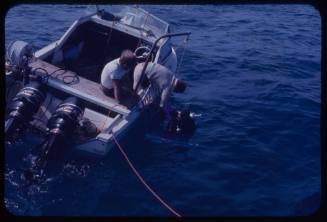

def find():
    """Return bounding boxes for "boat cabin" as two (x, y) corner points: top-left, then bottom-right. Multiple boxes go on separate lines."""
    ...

(40, 7), (171, 84)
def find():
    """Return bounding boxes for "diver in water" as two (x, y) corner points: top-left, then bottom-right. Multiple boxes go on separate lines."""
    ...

(163, 109), (196, 139)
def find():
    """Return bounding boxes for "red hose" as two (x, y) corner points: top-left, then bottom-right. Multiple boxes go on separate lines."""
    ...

(111, 133), (182, 217)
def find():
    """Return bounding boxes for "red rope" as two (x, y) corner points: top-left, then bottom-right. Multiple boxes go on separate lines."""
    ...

(111, 133), (182, 218)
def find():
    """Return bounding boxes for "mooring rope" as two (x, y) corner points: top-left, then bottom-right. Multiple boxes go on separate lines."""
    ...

(111, 132), (182, 217)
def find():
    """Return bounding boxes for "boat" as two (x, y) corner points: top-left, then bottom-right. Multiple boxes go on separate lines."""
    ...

(5, 6), (191, 159)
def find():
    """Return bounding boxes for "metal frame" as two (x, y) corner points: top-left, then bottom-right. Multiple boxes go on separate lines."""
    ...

(134, 32), (191, 92)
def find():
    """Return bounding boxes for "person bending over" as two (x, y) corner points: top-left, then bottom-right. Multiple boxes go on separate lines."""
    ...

(133, 62), (186, 112)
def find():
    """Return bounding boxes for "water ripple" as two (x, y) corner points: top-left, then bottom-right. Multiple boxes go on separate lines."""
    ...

(4, 4), (321, 216)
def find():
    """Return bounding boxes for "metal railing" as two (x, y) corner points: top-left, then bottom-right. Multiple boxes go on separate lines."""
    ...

(134, 32), (191, 92)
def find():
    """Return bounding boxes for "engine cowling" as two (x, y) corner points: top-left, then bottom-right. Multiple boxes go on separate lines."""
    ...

(23, 97), (85, 182)
(5, 82), (46, 140)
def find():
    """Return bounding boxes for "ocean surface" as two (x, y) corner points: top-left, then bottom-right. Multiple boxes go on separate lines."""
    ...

(4, 4), (321, 216)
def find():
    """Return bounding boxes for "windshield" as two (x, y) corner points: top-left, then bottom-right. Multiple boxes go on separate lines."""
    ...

(97, 5), (169, 37)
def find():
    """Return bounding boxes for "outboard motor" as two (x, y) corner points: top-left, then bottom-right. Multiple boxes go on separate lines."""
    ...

(6, 40), (34, 70)
(24, 97), (84, 182)
(5, 82), (46, 141)
(6, 40), (34, 85)
(45, 97), (84, 152)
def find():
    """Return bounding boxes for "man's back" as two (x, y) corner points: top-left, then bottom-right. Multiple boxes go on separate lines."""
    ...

(133, 62), (173, 90)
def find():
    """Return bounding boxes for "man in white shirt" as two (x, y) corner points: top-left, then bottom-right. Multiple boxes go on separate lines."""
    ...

(101, 50), (137, 106)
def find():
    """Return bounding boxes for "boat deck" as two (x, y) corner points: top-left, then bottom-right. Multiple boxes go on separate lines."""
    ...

(29, 59), (130, 115)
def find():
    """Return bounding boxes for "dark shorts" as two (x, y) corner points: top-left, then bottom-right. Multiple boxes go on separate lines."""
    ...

(100, 85), (114, 97)
(100, 84), (139, 109)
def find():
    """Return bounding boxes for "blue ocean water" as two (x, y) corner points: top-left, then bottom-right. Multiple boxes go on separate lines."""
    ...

(4, 4), (321, 216)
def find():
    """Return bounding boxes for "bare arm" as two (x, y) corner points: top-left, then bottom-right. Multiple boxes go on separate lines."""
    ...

(160, 86), (172, 108)
(121, 71), (137, 96)
(112, 79), (124, 103)
(133, 70), (142, 91)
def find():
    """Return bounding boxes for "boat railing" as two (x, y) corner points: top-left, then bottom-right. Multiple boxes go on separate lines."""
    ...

(134, 32), (191, 92)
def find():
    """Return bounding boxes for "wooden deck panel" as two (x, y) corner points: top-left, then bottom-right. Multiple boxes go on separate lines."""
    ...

(28, 59), (130, 115)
